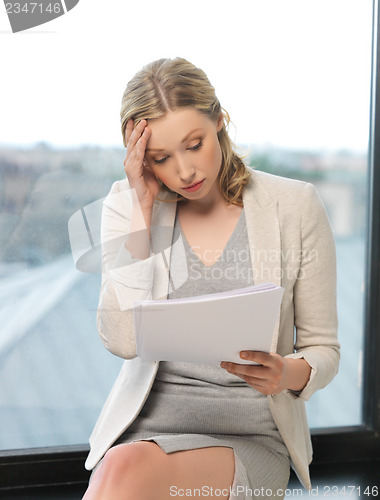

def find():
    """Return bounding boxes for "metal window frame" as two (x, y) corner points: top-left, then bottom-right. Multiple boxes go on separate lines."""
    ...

(1, 0), (380, 491)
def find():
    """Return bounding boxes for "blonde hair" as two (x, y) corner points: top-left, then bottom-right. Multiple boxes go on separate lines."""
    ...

(120, 57), (250, 206)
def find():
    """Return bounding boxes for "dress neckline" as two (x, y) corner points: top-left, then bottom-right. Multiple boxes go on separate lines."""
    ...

(177, 208), (245, 268)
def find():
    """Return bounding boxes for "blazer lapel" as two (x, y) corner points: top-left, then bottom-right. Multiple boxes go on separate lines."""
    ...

(150, 189), (178, 301)
(242, 169), (282, 352)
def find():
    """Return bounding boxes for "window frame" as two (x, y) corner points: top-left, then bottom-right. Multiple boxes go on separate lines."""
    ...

(1, 0), (380, 489)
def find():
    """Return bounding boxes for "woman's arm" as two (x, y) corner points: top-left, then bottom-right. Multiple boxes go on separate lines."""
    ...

(221, 181), (339, 398)
(97, 119), (160, 359)
(97, 181), (155, 359)
(285, 182), (340, 400)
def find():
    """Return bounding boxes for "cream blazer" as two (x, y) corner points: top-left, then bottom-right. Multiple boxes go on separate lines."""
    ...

(85, 167), (340, 490)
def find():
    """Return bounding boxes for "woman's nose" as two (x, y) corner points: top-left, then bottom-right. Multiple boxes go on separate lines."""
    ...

(176, 156), (196, 183)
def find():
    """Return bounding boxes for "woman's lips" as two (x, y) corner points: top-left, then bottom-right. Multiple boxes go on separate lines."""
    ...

(182, 179), (205, 192)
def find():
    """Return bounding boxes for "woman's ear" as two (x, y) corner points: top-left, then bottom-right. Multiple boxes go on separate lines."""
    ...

(217, 113), (224, 132)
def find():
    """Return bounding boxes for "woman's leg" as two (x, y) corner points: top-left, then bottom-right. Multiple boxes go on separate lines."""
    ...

(82, 441), (235, 500)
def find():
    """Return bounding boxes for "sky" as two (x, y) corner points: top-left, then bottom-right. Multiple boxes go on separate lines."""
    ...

(0, 0), (374, 151)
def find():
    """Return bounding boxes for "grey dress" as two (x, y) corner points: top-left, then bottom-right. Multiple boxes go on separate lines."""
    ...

(114, 208), (290, 499)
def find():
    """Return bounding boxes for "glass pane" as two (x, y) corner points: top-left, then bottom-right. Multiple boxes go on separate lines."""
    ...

(0, 0), (372, 449)
(248, 149), (368, 428)
(0, 156), (125, 448)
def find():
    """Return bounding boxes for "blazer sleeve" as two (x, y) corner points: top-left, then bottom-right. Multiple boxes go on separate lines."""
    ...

(97, 180), (155, 359)
(285, 182), (340, 401)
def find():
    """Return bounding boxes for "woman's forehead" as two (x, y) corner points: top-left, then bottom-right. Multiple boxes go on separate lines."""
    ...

(146, 109), (213, 150)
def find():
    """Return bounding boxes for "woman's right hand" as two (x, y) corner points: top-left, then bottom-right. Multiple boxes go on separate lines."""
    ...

(123, 118), (160, 211)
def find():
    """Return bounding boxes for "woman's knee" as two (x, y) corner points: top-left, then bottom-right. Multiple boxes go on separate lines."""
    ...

(97, 441), (169, 494)
(102, 442), (163, 480)
(83, 443), (166, 499)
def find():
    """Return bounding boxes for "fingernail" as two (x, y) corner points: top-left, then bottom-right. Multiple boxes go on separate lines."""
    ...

(240, 352), (248, 358)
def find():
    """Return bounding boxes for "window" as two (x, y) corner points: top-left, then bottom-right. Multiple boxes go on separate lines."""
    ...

(0, 0), (379, 488)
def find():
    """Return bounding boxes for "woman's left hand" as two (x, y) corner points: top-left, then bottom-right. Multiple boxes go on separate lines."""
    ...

(220, 351), (290, 396)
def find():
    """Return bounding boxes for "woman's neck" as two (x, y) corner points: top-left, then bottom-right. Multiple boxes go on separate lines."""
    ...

(179, 183), (227, 217)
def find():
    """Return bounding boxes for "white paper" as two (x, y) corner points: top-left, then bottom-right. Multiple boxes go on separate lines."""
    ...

(133, 283), (283, 364)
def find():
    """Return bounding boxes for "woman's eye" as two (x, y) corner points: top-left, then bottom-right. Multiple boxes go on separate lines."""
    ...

(153, 156), (168, 164)
(189, 141), (202, 151)
(152, 141), (202, 164)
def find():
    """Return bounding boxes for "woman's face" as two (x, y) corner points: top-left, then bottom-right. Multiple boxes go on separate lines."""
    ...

(145, 108), (224, 203)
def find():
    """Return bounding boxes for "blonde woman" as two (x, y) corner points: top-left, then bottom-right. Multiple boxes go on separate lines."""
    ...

(82, 57), (339, 500)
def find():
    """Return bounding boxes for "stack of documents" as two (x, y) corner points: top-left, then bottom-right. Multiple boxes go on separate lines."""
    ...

(133, 283), (283, 364)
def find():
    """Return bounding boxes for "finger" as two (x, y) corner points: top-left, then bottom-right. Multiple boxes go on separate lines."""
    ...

(239, 351), (273, 366)
(124, 123), (150, 170)
(140, 125), (151, 144)
(230, 371), (263, 385)
(225, 370), (270, 390)
(127, 119), (147, 151)
(220, 361), (268, 380)
(135, 127), (151, 158)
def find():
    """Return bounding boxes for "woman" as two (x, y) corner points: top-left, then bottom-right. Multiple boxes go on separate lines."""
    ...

(83, 57), (339, 499)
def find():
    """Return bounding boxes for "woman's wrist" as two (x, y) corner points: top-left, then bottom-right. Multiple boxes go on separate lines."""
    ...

(283, 358), (312, 392)
(125, 203), (152, 260)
